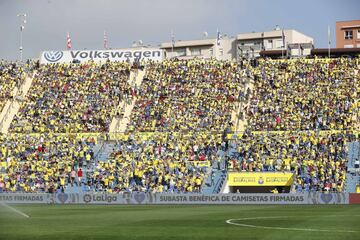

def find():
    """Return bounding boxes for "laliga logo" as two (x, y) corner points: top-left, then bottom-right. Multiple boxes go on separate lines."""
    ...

(83, 194), (92, 203)
(44, 51), (63, 62)
(83, 194), (117, 203)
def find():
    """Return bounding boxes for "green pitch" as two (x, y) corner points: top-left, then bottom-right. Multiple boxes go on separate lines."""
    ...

(0, 204), (360, 240)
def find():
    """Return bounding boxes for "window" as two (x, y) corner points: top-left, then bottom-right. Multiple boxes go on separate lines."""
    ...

(275, 39), (283, 49)
(344, 30), (353, 40)
(209, 48), (213, 56)
(219, 48), (224, 56)
(176, 48), (186, 57)
(266, 39), (273, 49)
(357, 30), (360, 39)
(191, 48), (201, 56)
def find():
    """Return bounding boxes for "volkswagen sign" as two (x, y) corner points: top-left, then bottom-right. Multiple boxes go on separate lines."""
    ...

(43, 51), (64, 62)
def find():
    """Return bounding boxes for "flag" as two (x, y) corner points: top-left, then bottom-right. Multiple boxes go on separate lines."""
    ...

(171, 30), (175, 49)
(66, 32), (71, 50)
(216, 29), (221, 46)
(282, 29), (285, 48)
(104, 31), (108, 49)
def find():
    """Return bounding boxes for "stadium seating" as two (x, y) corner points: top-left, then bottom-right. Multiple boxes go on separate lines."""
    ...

(9, 62), (131, 133)
(0, 57), (359, 194)
(235, 57), (359, 193)
(247, 58), (358, 131)
(0, 132), (225, 193)
(96, 132), (225, 193)
(0, 134), (97, 193)
(127, 59), (249, 132)
(228, 131), (358, 192)
(0, 62), (25, 112)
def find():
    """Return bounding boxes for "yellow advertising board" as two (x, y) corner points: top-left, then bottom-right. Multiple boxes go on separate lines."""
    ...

(228, 172), (294, 186)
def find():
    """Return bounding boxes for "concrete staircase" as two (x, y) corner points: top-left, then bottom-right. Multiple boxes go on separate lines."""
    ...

(346, 142), (359, 173)
(64, 185), (83, 194)
(113, 101), (136, 133)
(109, 69), (145, 134)
(201, 152), (228, 194)
(345, 173), (360, 193)
(344, 142), (360, 193)
(232, 76), (254, 132)
(202, 169), (227, 194)
(0, 71), (36, 134)
(92, 142), (104, 158)
(96, 142), (116, 162)
(130, 68), (146, 87)
(64, 142), (106, 194)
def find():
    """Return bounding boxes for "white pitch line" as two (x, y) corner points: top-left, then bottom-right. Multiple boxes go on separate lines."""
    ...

(0, 202), (30, 218)
(226, 216), (358, 233)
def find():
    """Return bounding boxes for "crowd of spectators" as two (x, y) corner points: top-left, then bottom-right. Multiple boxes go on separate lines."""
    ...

(0, 132), (227, 193)
(234, 57), (360, 192)
(88, 133), (226, 193)
(10, 62), (131, 133)
(247, 58), (359, 131)
(0, 61), (26, 112)
(128, 59), (251, 132)
(228, 131), (359, 192)
(0, 134), (96, 193)
(0, 57), (358, 194)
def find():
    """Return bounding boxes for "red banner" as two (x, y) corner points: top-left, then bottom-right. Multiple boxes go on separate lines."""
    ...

(349, 194), (360, 204)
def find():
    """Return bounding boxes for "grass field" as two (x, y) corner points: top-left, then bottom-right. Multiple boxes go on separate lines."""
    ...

(0, 204), (360, 240)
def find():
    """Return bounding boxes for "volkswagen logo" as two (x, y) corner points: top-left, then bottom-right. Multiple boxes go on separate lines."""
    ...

(44, 51), (63, 62)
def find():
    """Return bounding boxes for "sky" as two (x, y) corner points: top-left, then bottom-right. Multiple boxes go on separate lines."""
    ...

(0, 0), (359, 60)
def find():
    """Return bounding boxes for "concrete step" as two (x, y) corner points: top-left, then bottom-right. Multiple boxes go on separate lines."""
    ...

(96, 143), (116, 162)
(345, 173), (360, 193)
(234, 77), (254, 132)
(109, 69), (145, 134)
(346, 142), (360, 173)
(202, 169), (227, 194)
(0, 71), (36, 134)
(0, 100), (20, 133)
(64, 185), (83, 194)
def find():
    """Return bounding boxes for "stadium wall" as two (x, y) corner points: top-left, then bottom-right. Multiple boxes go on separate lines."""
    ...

(0, 193), (352, 205)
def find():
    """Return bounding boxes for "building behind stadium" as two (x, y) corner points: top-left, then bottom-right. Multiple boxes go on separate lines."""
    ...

(39, 23), (360, 64)
(160, 26), (314, 60)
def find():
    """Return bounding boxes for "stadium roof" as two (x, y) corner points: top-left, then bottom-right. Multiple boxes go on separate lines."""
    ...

(160, 39), (215, 49)
(311, 48), (360, 54)
(259, 50), (285, 57)
(236, 29), (312, 40)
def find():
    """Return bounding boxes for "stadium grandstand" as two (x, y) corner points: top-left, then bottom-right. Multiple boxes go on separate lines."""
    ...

(0, 0), (360, 240)
(0, 55), (359, 195)
(1, 1), (360, 239)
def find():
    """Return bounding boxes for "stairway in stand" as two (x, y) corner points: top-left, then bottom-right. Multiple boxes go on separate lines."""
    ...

(109, 68), (145, 134)
(0, 71), (36, 134)
(232, 75), (254, 132)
